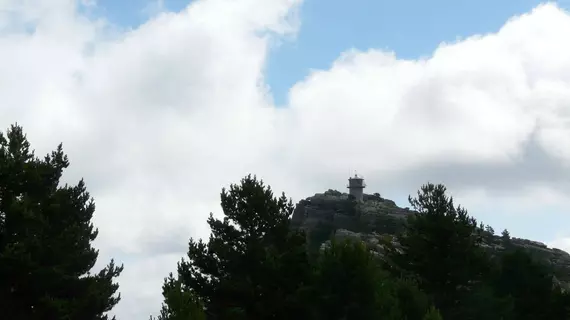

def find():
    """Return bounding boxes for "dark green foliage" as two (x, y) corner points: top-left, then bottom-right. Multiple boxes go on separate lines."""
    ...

(0, 124), (122, 320)
(385, 183), (489, 318)
(323, 189), (342, 197)
(550, 288), (570, 319)
(501, 229), (511, 242)
(391, 277), (431, 320)
(174, 175), (312, 319)
(315, 238), (432, 319)
(459, 283), (514, 320)
(151, 274), (206, 320)
(494, 248), (563, 320)
(311, 239), (398, 320)
(422, 306), (443, 320)
(154, 177), (570, 320)
(307, 221), (336, 252)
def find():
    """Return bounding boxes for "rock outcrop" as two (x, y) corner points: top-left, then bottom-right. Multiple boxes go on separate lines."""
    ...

(291, 190), (570, 289)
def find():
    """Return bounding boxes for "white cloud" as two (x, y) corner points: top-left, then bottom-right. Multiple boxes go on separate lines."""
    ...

(283, 4), (570, 175)
(2, 0), (570, 319)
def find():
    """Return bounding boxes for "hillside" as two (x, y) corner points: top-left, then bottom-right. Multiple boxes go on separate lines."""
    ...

(291, 189), (570, 289)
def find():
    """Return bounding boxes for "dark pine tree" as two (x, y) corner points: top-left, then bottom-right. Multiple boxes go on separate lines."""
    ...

(311, 239), (400, 320)
(494, 248), (568, 320)
(0, 124), (123, 320)
(311, 238), (433, 320)
(151, 273), (206, 320)
(170, 175), (312, 320)
(385, 183), (489, 319)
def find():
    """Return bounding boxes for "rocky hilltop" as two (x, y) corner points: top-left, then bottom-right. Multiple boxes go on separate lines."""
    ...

(291, 189), (570, 289)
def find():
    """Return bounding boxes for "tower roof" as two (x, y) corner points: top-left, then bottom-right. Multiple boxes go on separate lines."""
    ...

(349, 173), (363, 180)
(347, 173), (366, 188)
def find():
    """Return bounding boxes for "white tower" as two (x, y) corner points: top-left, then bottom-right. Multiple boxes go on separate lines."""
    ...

(347, 173), (366, 202)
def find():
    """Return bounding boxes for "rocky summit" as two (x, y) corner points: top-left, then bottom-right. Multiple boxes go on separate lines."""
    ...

(291, 189), (570, 290)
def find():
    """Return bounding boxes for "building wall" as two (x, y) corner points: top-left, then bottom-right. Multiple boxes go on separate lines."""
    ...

(349, 187), (364, 201)
(348, 178), (365, 201)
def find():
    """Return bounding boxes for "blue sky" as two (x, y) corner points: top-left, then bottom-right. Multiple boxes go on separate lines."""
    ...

(94, 0), (568, 105)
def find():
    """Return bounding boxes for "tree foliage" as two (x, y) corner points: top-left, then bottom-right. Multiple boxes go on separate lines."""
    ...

(174, 175), (312, 319)
(493, 248), (570, 320)
(0, 124), (122, 319)
(312, 239), (397, 319)
(151, 273), (205, 320)
(153, 177), (570, 320)
(385, 183), (489, 318)
(422, 306), (443, 320)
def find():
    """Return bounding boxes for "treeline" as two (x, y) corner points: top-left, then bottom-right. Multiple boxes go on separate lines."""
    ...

(0, 124), (569, 320)
(152, 176), (570, 320)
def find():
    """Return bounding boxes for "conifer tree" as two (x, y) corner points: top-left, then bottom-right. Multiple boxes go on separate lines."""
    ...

(0, 124), (123, 319)
(311, 239), (399, 319)
(495, 248), (563, 320)
(311, 238), (431, 320)
(386, 183), (488, 318)
(170, 175), (312, 319)
(151, 274), (205, 320)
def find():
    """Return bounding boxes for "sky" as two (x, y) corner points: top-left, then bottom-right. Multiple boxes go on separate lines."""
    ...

(2, 0), (570, 318)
